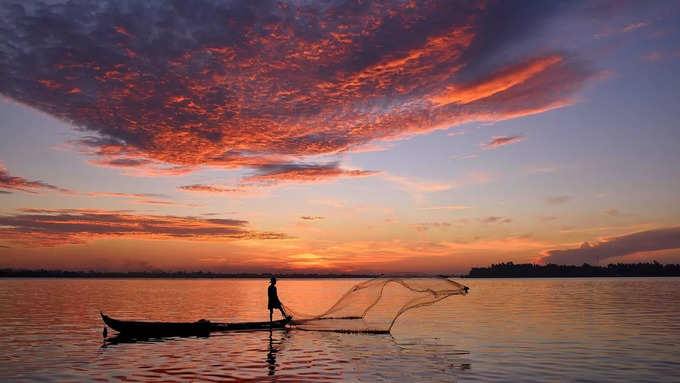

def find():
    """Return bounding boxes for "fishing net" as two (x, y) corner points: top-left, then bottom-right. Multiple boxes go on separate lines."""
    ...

(283, 277), (469, 333)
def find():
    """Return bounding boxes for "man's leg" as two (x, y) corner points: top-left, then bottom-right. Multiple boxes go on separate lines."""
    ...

(269, 308), (273, 322)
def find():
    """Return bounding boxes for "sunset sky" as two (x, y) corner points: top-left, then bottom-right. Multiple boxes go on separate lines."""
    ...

(1, 0), (679, 274)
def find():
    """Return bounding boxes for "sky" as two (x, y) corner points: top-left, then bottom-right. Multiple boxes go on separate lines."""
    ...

(0, 0), (679, 274)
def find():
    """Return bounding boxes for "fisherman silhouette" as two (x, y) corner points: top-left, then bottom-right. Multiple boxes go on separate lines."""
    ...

(268, 277), (289, 323)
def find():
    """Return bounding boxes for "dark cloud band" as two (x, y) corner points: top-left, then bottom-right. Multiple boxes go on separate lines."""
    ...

(0, 208), (286, 247)
(541, 227), (680, 265)
(0, 166), (70, 194)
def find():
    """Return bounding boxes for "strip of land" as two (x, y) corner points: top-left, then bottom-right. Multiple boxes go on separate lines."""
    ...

(466, 261), (680, 278)
(1, 261), (679, 278)
(0, 269), (378, 279)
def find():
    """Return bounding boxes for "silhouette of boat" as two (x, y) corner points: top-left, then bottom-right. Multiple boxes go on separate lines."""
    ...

(101, 312), (291, 338)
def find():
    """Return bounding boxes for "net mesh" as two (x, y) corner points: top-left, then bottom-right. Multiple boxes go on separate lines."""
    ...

(283, 277), (469, 333)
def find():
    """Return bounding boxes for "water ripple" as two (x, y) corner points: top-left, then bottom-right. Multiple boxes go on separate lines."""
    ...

(1, 278), (679, 381)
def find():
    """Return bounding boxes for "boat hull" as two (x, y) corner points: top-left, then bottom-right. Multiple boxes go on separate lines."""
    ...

(101, 312), (290, 338)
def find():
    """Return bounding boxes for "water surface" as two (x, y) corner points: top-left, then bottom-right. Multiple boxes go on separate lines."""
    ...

(1, 278), (678, 381)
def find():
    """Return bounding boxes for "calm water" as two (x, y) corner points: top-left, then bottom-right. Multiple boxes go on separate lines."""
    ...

(1, 278), (679, 382)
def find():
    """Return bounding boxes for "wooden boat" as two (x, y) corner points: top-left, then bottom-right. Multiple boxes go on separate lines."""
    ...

(101, 312), (291, 338)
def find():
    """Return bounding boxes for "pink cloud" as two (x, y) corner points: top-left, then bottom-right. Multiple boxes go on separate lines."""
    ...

(179, 162), (380, 194)
(178, 185), (241, 194)
(243, 163), (380, 186)
(410, 222), (452, 232)
(594, 21), (649, 39)
(299, 216), (325, 221)
(623, 22), (648, 32)
(0, 166), (71, 194)
(479, 216), (512, 224)
(0, 1), (595, 182)
(450, 153), (478, 160)
(129, 200), (201, 208)
(0, 208), (285, 247)
(419, 205), (471, 211)
(481, 135), (525, 150)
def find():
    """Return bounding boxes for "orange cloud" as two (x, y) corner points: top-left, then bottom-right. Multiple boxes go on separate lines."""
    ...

(1, 1), (595, 179)
(0, 208), (285, 247)
(0, 166), (71, 194)
(179, 163), (379, 194)
(383, 174), (455, 193)
(419, 205), (471, 210)
(430, 56), (562, 105)
(178, 185), (241, 194)
(79, 191), (199, 207)
(243, 163), (380, 186)
(129, 200), (201, 208)
(450, 153), (478, 160)
(85, 191), (163, 199)
(87, 156), (194, 177)
(299, 216), (325, 221)
(482, 135), (525, 149)
(410, 222), (452, 232)
(479, 216), (512, 224)
(0, 169), (195, 207)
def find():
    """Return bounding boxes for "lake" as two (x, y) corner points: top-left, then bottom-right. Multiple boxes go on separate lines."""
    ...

(1, 278), (679, 382)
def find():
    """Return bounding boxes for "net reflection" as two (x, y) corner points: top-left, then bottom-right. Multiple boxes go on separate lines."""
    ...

(102, 334), (170, 347)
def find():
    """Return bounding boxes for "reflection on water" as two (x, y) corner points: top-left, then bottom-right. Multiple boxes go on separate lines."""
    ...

(267, 329), (288, 376)
(1, 278), (680, 381)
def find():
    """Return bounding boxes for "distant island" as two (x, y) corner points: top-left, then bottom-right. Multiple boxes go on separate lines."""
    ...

(0, 269), (379, 279)
(466, 261), (680, 278)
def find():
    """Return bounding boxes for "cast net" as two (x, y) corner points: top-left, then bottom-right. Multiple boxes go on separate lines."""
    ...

(283, 277), (469, 333)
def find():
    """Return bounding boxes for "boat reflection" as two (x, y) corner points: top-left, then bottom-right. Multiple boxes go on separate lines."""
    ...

(102, 331), (215, 347)
(102, 334), (187, 347)
(102, 327), (291, 349)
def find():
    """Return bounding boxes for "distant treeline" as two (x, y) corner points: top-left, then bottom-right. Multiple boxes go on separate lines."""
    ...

(0, 269), (379, 279)
(467, 261), (680, 278)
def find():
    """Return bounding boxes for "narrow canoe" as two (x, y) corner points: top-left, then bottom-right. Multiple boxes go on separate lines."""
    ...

(101, 312), (290, 338)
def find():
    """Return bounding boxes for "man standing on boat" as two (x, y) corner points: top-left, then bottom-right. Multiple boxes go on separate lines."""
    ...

(268, 277), (289, 322)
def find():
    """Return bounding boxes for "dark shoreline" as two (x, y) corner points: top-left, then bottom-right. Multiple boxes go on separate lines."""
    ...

(465, 261), (680, 278)
(0, 269), (380, 279)
(3, 261), (680, 278)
